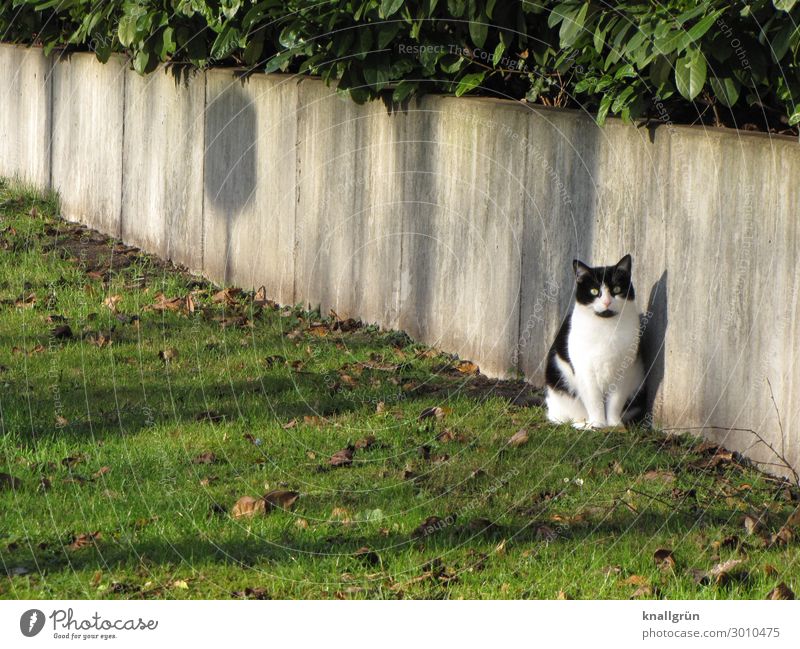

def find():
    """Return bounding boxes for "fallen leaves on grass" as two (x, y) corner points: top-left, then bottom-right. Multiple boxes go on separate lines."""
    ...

(264, 490), (299, 512)
(353, 547), (380, 566)
(158, 347), (179, 363)
(231, 496), (266, 518)
(766, 526), (794, 548)
(0, 473), (22, 491)
(508, 429), (529, 447)
(456, 360), (479, 375)
(232, 587), (270, 600)
(329, 447), (354, 468)
(102, 294), (122, 312)
(354, 435), (376, 450)
(212, 287), (242, 306)
(68, 532), (101, 550)
(692, 558), (747, 586)
(85, 331), (112, 348)
(766, 583), (795, 600)
(535, 524), (559, 542)
(51, 324), (73, 339)
(419, 406), (449, 421)
(93, 466), (111, 478)
(61, 454), (85, 469)
(653, 548), (676, 571)
(149, 292), (184, 313)
(413, 515), (453, 538)
(192, 452), (217, 465)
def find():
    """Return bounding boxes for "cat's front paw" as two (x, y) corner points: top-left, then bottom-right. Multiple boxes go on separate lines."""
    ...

(572, 420), (605, 430)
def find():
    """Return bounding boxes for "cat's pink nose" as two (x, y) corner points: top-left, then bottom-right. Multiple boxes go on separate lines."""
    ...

(601, 297), (612, 308)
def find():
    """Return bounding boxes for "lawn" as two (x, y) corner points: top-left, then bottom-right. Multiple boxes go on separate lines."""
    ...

(0, 178), (798, 600)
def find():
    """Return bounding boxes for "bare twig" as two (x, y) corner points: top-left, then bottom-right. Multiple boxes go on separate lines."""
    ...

(765, 377), (786, 461)
(661, 423), (799, 488)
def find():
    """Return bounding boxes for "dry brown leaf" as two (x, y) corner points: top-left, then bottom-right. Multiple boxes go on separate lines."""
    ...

(253, 285), (271, 307)
(456, 360), (479, 375)
(413, 516), (447, 538)
(621, 574), (649, 587)
(150, 293), (184, 312)
(508, 429), (529, 447)
(653, 548), (676, 571)
(330, 507), (352, 524)
(329, 448), (354, 468)
(55, 415), (69, 427)
(766, 583), (795, 600)
(51, 324), (73, 339)
(339, 374), (358, 387)
(264, 490), (300, 511)
(61, 454), (85, 469)
(694, 558), (747, 586)
(68, 532), (101, 550)
(102, 294), (122, 312)
(212, 287), (242, 305)
(232, 496), (266, 518)
(158, 347), (179, 363)
(631, 585), (655, 598)
(767, 526), (793, 547)
(535, 524), (558, 542)
(0, 473), (22, 491)
(743, 513), (764, 536)
(307, 324), (329, 337)
(192, 452), (217, 465)
(93, 466), (111, 478)
(354, 435), (376, 450)
(353, 546), (380, 566)
(419, 406), (448, 421)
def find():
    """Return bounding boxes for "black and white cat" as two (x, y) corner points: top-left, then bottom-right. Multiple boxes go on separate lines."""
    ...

(545, 254), (646, 429)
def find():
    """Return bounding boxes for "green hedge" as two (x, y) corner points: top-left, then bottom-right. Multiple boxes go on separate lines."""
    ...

(2, 1), (799, 128)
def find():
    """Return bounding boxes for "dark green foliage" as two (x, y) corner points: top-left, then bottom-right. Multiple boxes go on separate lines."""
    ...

(1, 1), (799, 128)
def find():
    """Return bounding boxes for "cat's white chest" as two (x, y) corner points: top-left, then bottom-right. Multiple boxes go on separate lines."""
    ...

(568, 306), (639, 390)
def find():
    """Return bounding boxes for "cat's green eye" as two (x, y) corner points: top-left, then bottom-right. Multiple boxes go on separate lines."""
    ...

(590, 288), (599, 296)
(613, 286), (622, 294)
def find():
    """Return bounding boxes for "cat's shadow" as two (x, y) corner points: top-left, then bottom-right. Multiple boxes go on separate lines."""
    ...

(641, 270), (668, 421)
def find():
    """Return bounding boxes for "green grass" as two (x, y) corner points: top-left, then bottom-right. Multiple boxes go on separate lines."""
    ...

(0, 177), (798, 600)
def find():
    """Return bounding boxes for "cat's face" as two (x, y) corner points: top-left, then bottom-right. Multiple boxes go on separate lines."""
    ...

(572, 254), (635, 318)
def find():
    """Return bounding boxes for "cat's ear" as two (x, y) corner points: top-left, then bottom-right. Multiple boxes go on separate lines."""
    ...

(573, 259), (592, 282)
(615, 254), (632, 274)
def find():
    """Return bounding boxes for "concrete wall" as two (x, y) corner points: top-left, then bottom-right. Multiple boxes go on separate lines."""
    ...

(0, 45), (51, 187)
(1, 44), (798, 477)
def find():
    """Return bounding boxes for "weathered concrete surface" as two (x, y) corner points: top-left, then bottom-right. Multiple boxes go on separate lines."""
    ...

(203, 70), (297, 303)
(294, 81), (411, 328)
(0, 45), (51, 187)
(3, 46), (800, 476)
(397, 96), (524, 377)
(51, 53), (125, 236)
(121, 67), (205, 271)
(660, 127), (800, 473)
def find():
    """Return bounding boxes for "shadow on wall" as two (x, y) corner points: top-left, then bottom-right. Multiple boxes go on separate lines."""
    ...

(642, 270), (668, 415)
(204, 79), (257, 283)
